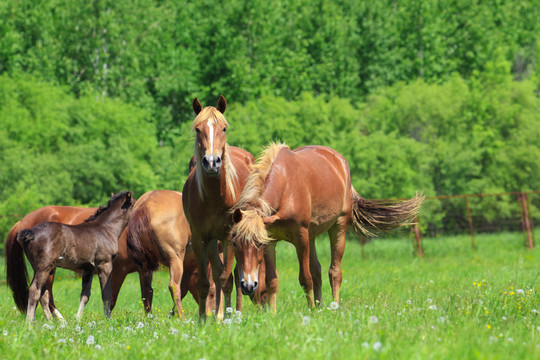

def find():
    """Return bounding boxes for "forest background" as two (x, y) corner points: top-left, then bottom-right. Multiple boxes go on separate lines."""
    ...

(1, 0), (539, 249)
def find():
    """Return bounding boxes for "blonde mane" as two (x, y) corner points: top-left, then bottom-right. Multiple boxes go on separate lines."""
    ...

(231, 142), (289, 245)
(192, 107), (239, 201)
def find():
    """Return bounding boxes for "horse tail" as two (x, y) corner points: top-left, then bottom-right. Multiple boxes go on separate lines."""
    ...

(126, 205), (161, 272)
(350, 189), (424, 240)
(5, 226), (31, 313)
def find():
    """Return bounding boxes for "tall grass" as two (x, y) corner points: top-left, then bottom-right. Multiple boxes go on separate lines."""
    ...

(1, 232), (539, 359)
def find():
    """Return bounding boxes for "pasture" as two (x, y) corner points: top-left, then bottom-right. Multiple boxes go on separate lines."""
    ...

(1, 233), (539, 359)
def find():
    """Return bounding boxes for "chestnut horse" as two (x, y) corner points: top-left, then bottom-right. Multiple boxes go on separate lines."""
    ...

(9, 191), (134, 322)
(182, 95), (259, 320)
(230, 144), (423, 311)
(126, 189), (217, 318)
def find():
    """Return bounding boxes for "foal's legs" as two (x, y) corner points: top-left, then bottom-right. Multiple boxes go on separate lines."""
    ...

(309, 237), (323, 306)
(39, 289), (53, 320)
(263, 242), (279, 312)
(97, 262), (114, 318)
(76, 270), (94, 320)
(328, 220), (347, 303)
(26, 269), (52, 323)
(295, 227), (315, 308)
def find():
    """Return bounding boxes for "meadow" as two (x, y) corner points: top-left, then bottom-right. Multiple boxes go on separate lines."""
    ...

(1, 232), (539, 359)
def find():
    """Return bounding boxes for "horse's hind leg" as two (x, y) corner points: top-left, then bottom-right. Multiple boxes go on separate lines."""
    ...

(138, 270), (154, 313)
(39, 289), (53, 320)
(26, 269), (50, 323)
(96, 262), (113, 318)
(45, 270), (65, 321)
(309, 237), (323, 306)
(263, 242), (279, 312)
(168, 254), (184, 318)
(328, 220), (347, 304)
(294, 227), (315, 308)
(76, 270), (94, 320)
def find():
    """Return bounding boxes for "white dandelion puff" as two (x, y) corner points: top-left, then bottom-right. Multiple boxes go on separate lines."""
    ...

(226, 307), (233, 314)
(95, 345), (102, 350)
(329, 302), (339, 310)
(223, 319), (232, 325)
(361, 342), (369, 349)
(86, 335), (95, 345)
(517, 289), (525, 295)
(302, 316), (311, 326)
(373, 342), (382, 351)
(136, 322), (144, 329)
(429, 305), (438, 310)
(369, 316), (378, 324)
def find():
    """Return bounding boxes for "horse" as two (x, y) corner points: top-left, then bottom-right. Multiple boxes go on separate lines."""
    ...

(8, 191), (135, 322)
(5, 195), (206, 321)
(182, 95), (262, 320)
(230, 143), (423, 311)
(126, 189), (218, 318)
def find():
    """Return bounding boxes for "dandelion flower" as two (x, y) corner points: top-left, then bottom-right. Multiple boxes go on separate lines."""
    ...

(429, 305), (438, 310)
(136, 322), (144, 329)
(236, 310), (242, 317)
(234, 317), (242, 324)
(226, 307), (233, 314)
(302, 316), (311, 326)
(86, 335), (95, 345)
(95, 345), (102, 350)
(531, 309), (538, 315)
(517, 289), (524, 295)
(437, 317), (445, 323)
(369, 316), (378, 324)
(361, 342), (369, 349)
(427, 299), (433, 304)
(373, 342), (382, 351)
(223, 319), (232, 325)
(329, 302), (339, 310)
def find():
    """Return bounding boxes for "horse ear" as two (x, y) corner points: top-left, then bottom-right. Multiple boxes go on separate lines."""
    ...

(233, 209), (242, 224)
(217, 95), (227, 114)
(193, 97), (203, 115)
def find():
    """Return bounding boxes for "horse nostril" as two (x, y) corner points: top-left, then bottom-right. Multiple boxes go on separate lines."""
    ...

(202, 156), (210, 168)
(215, 156), (222, 166)
(253, 281), (258, 290)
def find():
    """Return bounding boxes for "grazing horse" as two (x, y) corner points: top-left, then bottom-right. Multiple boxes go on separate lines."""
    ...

(8, 191), (135, 322)
(230, 144), (423, 311)
(126, 189), (218, 318)
(182, 95), (258, 320)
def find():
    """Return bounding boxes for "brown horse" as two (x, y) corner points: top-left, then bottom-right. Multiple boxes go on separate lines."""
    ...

(9, 191), (134, 322)
(182, 95), (260, 320)
(5, 205), (96, 321)
(5, 196), (205, 321)
(230, 144), (423, 311)
(126, 189), (218, 318)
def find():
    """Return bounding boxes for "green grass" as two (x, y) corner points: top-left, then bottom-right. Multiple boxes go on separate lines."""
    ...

(1, 233), (539, 359)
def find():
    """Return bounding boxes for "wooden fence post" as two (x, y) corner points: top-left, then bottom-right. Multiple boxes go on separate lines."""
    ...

(465, 196), (476, 250)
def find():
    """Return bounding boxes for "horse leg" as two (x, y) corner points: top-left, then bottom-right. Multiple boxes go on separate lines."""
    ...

(208, 239), (224, 320)
(309, 237), (323, 306)
(138, 270), (154, 313)
(192, 235), (211, 321)
(26, 269), (50, 323)
(45, 270), (66, 322)
(76, 270), (94, 320)
(220, 240), (235, 316)
(328, 220), (347, 303)
(234, 265), (243, 311)
(110, 266), (129, 313)
(96, 262), (114, 318)
(168, 254), (184, 318)
(295, 227), (315, 308)
(39, 289), (53, 320)
(263, 242), (279, 312)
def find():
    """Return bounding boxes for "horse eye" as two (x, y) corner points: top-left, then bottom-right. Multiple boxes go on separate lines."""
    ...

(256, 242), (264, 249)
(223, 127), (227, 132)
(232, 242), (237, 248)
(195, 128), (201, 134)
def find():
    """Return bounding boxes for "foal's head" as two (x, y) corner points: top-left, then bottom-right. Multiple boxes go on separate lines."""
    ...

(85, 191), (135, 223)
(192, 96), (228, 177)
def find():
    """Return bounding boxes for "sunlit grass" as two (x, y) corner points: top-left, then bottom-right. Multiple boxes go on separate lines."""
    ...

(1, 232), (539, 359)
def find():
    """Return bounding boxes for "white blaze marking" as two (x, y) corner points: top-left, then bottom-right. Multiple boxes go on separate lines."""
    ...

(207, 122), (214, 155)
(248, 274), (252, 284)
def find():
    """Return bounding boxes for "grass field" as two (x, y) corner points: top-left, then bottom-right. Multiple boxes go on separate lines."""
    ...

(1, 232), (539, 359)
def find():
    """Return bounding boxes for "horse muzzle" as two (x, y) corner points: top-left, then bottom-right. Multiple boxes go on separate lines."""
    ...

(202, 154), (222, 176)
(240, 278), (258, 295)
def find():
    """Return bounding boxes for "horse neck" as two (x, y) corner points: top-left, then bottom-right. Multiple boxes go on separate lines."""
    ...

(196, 147), (238, 207)
(91, 210), (129, 238)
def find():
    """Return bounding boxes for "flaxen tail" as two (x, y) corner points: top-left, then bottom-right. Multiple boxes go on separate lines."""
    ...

(350, 190), (424, 239)
(126, 205), (161, 272)
(6, 226), (32, 313)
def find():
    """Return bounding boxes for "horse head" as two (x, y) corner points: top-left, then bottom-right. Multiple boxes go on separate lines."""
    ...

(192, 96), (228, 177)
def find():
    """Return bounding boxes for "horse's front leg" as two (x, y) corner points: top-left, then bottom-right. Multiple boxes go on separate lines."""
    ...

(208, 239), (225, 320)
(220, 239), (235, 316)
(263, 242), (279, 312)
(192, 235), (211, 321)
(76, 270), (94, 320)
(295, 227), (315, 308)
(96, 262), (113, 318)
(168, 253), (184, 318)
